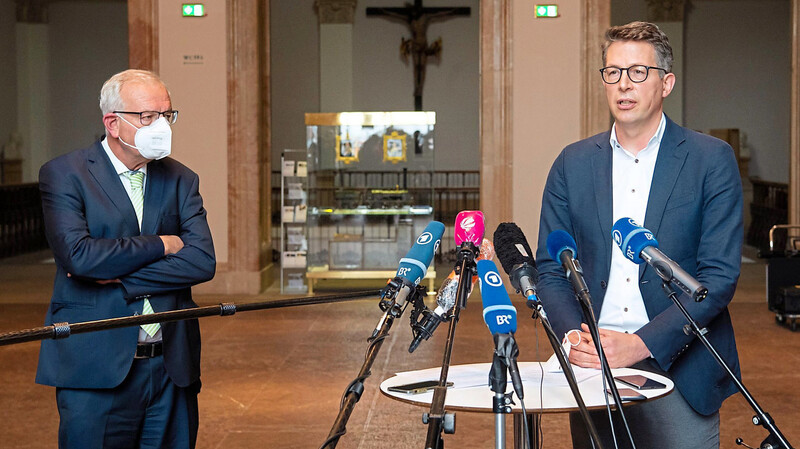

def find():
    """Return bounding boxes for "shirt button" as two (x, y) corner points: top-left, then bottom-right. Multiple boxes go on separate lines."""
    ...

(624, 307), (629, 312)
(626, 278), (631, 282)
(631, 189), (636, 193)
(635, 159), (639, 163)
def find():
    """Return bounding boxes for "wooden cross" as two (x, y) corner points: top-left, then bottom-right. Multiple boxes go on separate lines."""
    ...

(367, 0), (471, 111)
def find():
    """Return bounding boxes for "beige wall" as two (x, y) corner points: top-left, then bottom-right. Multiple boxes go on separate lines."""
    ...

(512, 0), (583, 243)
(158, 1), (230, 263)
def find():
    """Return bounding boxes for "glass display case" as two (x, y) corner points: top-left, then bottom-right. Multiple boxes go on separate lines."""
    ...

(303, 112), (437, 293)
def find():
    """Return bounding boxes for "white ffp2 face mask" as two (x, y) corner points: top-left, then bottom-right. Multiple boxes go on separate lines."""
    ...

(117, 115), (173, 160)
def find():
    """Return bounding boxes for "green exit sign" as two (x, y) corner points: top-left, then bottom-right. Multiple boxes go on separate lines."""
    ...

(535, 4), (559, 18)
(182, 4), (205, 17)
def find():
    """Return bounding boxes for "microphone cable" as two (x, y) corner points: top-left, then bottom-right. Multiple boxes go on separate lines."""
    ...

(583, 305), (635, 449)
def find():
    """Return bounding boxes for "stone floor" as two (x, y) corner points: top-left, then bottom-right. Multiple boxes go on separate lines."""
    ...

(0, 250), (798, 448)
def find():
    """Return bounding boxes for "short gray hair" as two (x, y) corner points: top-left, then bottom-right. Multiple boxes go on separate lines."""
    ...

(99, 69), (167, 115)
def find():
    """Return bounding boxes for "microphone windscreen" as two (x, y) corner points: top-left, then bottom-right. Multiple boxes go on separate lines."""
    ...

(612, 217), (658, 264)
(546, 230), (578, 262)
(454, 210), (485, 247)
(396, 221), (445, 284)
(478, 259), (517, 334)
(493, 222), (535, 276)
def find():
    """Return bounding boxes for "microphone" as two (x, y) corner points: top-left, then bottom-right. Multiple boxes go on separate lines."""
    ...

(493, 222), (539, 301)
(396, 221), (445, 287)
(612, 218), (708, 301)
(374, 221), (444, 337)
(546, 230), (590, 302)
(409, 239), (495, 353)
(455, 210), (485, 256)
(478, 259), (524, 399)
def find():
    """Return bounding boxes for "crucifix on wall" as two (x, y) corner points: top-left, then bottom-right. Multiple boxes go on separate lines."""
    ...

(367, 0), (471, 111)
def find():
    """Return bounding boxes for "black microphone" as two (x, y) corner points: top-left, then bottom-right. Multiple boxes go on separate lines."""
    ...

(612, 218), (708, 302)
(493, 222), (539, 301)
(546, 230), (591, 304)
(408, 275), (456, 353)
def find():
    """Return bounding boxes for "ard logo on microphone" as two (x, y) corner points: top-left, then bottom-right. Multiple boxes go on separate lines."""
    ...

(460, 216), (476, 231)
(483, 271), (503, 287)
(612, 229), (622, 245)
(417, 232), (434, 245)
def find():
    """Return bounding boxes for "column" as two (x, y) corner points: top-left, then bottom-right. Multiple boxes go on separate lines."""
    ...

(315, 0), (356, 112)
(15, 0), (50, 183)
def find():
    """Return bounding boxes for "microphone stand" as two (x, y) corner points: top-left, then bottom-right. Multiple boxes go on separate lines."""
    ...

(489, 346), (514, 449)
(659, 281), (794, 449)
(562, 256), (637, 448)
(0, 290), (381, 346)
(321, 280), (427, 449)
(423, 243), (478, 449)
(526, 298), (604, 449)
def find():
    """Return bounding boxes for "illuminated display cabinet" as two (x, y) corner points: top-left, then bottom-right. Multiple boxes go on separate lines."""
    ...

(303, 112), (437, 293)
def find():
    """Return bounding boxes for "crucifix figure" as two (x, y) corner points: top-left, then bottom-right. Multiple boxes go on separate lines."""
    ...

(367, 0), (470, 111)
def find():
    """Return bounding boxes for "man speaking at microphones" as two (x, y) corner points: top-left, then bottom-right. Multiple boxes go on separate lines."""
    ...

(535, 22), (743, 449)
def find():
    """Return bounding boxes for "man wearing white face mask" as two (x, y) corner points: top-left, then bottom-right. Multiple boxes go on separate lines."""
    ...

(36, 69), (216, 448)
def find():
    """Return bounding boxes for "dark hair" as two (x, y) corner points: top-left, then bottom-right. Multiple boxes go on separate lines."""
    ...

(602, 21), (673, 74)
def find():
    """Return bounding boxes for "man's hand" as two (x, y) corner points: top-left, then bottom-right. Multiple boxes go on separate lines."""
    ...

(567, 323), (651, 369)
(159, 235), (184, 255)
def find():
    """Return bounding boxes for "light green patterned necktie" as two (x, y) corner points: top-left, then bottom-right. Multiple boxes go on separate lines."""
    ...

(123, 170), (160, 337)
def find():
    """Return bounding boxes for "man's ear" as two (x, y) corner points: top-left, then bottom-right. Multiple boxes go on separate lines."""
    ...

(102, 113), (120, 138)
(661, 72), (676, 98)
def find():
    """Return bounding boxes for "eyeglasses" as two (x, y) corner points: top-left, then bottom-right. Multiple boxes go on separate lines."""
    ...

(113, 110), (179, 126)
(599, 65), (667, 84)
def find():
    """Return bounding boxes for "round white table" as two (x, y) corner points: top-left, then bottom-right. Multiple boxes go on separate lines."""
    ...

(380, 362), (674, 448)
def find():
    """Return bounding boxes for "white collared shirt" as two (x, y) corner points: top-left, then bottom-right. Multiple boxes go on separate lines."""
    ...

(597, 113), (666, 333)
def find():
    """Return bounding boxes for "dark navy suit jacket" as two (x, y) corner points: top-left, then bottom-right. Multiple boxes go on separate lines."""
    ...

(36, 141), (215, 389)
(536, 116), (742, 416)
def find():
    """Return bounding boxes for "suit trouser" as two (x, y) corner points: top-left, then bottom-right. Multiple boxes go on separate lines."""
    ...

(56, 354), (199, 449)
(569, 359), (720, 449)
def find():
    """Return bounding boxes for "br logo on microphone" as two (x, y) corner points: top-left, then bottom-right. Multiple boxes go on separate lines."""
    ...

(495, 314), (513, 326)
(483, 271), (503, 287)
(417, 232), (434, 245)
(644, 232), (655, 241)
(460, 216), (476, 231)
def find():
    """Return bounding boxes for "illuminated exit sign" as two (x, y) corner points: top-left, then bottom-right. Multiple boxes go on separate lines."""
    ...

(535, 4), (559, 18)
(182, 4), (205, 17)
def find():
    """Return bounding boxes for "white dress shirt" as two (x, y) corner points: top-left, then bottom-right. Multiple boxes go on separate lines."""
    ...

(597, 113), (666, 334)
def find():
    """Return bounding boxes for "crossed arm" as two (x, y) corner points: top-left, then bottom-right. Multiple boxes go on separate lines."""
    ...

(40, 163), (215, 300)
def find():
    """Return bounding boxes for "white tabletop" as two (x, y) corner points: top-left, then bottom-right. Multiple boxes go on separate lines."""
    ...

(380, 362), (674, 414)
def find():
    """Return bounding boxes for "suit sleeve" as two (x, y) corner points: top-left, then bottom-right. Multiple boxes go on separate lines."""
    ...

(39, 161), (165, 280)
(119, 171), (216, 298)
(635, 144), (743, 371)
(535, 150), (585, 338)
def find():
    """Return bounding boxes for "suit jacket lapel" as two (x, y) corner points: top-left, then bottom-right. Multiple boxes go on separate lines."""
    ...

(86, 142), (141, 234)
(141, 160), (164, 235)
(643, 117), (688, 236)
(592, 133), (614, 278)
(640, 117), (688, 279)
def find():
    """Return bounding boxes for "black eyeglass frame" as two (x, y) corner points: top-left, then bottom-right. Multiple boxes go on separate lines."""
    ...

(113, 110), (179, 125)
(599, 65), (668, 84)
